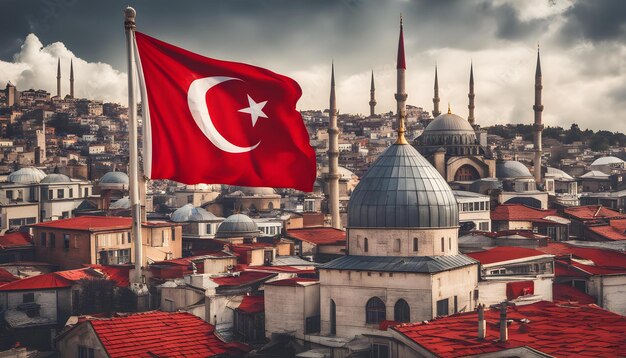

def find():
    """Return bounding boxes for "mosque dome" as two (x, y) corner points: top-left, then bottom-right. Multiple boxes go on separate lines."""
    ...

(419, 112), (477, 147)
(8, 167), (47, 184)
(348, 144), (459, 228)
(99, 171), (129, 189)
(496, 161), (534, 179)
(171, 204), (222, 222)
(215, 213), (259, 238)
(591, 156), (624, 167)
(109, 197), (130, 210)
(41, 173), (71, 184)
(229, 186), (277, 196)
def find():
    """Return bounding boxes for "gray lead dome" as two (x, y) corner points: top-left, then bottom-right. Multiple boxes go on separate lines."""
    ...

(348, 144), (459, 228)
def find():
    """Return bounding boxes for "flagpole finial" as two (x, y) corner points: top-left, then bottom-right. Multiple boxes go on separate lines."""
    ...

(124, 6), (136, 29)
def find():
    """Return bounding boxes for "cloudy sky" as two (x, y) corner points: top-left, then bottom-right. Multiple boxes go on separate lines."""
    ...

(1, 0), (625, 131)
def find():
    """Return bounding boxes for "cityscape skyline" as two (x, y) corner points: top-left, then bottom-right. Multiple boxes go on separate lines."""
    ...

(1, 0), (626, 132)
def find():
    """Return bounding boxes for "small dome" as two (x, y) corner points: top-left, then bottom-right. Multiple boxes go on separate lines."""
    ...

(215, 214), (259, 238)
(99, 171), (129, 190)
(545, 167), (573, 180)
(424, 113), (475, 133)
(171, 204), (222, 222)
(348, 144), (458, 228)
(417, 112), (478, 148)
(8, 167), (47, 184)
(229, 186), (277, 196)
(591, 156), (624, 166)
(41, 173), (71, 184)
(496, 161), (533, 179)
(109, 197), (130, 210)
(321, 166), (358, 181)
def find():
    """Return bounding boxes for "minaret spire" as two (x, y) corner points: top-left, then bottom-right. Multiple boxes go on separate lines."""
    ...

(395, 15), (408, 145)
(328, 61), (341, 229)
(69, 59), (74, 98)
(468, 62), (475, 126)
(56, 59), (61, 97)
(432, 65), (441, 118)
(533, 45), (544, 184)
(369, 70), (376, 116)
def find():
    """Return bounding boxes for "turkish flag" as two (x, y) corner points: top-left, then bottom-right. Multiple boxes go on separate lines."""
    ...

(134, 32), (316, 192)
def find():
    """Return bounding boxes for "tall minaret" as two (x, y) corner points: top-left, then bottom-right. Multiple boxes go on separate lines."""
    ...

(56, 59), (61, 97)
(468, 62), (475, 126)
(533, 47), (544, 184)
(328, 62), (341, 229)
(69, 59), (75, 98)
(432, 65), (441, 118)
(369, 70), (376, 116)
(395, 16), (408, 145)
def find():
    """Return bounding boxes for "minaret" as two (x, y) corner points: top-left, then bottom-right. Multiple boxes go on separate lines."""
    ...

(328, 62), (341, 229)
(533, 47), (544, 184)
(395, 16), (408, 145)
(56, 59), (61, 97)
(369, 70), (376, 116)
(468, 62), (475, 126)
(69, 59), (74, 98)
(432, 65), (441, 118)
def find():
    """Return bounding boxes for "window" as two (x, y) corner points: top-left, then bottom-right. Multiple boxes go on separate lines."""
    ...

(393, 239), (400, 252)
(39, 232), (46, 247)
(62, 211), (70, 219)
(6, 190), (13, 200)
(436, 298), (449, 316)
(78, 346), (95, 358)
(57, 189), (64, 199)
(23, 292), (35, 303)
(206, 223), (214, 235)
(84, 188), (89, 197)
(49, 233), (56, 248)
(364, 238), (368, 253)
(449, 237), (452, 250)
(453, 296), (458, 314)
(63, 234), (70, 249)
(365, 297), (386, 324)
(171, 228), (176, 241)
(413, 238), (418, 252)
(69, 188), (73, 198)
(479, 222), (490, 231)
(394, 299), (410, 323)
(330, 299), (336, 335)
(441, 237), (445, 252)
(371, 343), (389, 358)
(48, 189), (53, 199)
(187, 195), (193, 204)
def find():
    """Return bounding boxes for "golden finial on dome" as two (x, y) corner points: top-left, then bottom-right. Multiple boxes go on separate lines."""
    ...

(448, 103), (451, 114)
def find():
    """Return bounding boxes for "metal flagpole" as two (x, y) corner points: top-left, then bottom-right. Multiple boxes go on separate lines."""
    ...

(124, 6), (143, 284)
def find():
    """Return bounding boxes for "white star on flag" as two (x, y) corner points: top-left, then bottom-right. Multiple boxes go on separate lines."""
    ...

(238, 95), (268, 126)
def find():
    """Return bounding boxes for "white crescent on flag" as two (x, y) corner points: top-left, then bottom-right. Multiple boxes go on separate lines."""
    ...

(187, 76), (260, 154)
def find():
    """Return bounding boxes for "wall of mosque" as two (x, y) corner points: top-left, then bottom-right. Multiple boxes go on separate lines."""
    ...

(265, 283), (320, 340)
(431, 265), (479, 315)
(319, 269), (433, 338)
(347, 227), (459, 256)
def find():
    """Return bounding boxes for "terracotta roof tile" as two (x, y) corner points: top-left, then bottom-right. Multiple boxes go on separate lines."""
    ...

(564, 205), (625, 220)
(237, 295), (264, 314)
(490, 204), (561, 222)
(210, 271), (275, 287)
(0, 231), (33, 249)
(33, 216), (132, 232)
(286, 227), (346, 245)
(553, 283), (596, 305)
(393, 301), (626, 357)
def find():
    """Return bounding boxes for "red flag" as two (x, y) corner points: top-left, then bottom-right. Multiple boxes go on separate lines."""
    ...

(134, 32), (316, 192)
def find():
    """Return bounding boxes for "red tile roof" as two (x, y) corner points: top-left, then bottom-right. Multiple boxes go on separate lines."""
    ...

(237, 295), (264, 314)
(537, 243), (626, 271)
(0, 268), (18, 283)
(393, 301), (626, 357)
(0, 272), (73, 291)
(210, 271), (275, 287)
(466, 247), (551, 265)
(286, 227), (346, 246)
(86, 311), (229, 357)
(490, 204), (561, 223)
(0, 231), (33, 249)
(265, 277), (319, 287)
(553, 283), (596, 305)
(85, 265), (131, 287)
(246, 266), (316, 274)
(585, 220), (626, 241)
(33, 216), (132, 232)
(564, 205), (625, 221)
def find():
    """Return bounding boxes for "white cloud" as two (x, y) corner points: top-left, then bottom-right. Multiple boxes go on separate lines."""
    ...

(0, 34), (127, 104)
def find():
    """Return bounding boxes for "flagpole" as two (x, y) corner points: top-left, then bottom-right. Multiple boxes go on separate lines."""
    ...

(125, 6), (143, 284)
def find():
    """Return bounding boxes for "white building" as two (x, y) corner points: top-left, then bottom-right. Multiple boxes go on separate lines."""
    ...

(453, 190), (491, 232)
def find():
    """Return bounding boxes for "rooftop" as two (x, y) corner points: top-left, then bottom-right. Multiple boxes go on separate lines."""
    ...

(84, 311), (233, 357)
(490, 204), (567, 224)
(319, 255), (477, 273)
(210, 271), (276, 287)
(33, 216), (132, 232)
(586, 220), (626, 241)
(0, 231), (32, 249)
(393, 301), (626, 357)
(265, 277), (319, 287)
(286, 227), (346, 245)
(237, 295), (265, 314)
(466, 247), (552, 265)
(564, 205), (625, 221)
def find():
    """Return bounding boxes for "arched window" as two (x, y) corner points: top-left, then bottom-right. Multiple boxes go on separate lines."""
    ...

(364, 238), (368, 253)
(366, 297), (386, 324)
(441, 237), (445, 252)
(413, 238), (418, 252)
(267, 202), (274, 210)
(330, 299), (336, 335)
(394, 299), (410, 323)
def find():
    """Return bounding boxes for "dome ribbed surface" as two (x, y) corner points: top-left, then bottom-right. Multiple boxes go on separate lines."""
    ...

(41, 173), (71, 183)
(8, 167), (46, 184)
(496, 161), (533, 179)
(348, 144), (458, 228)
(171, 204), (221, 222)
(216, 214), (259, 238)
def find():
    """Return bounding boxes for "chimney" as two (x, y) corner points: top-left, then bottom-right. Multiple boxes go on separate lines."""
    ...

(499, 303), (508, 342)
(477, 304), (486, 339)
